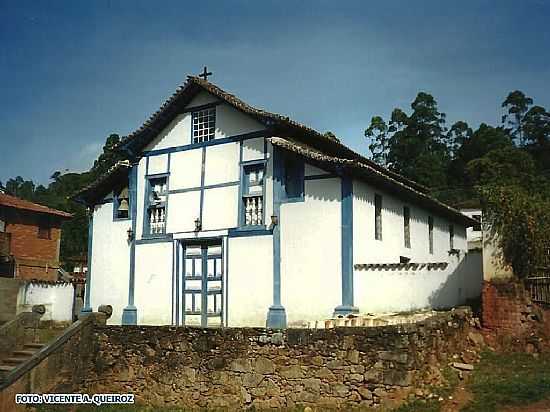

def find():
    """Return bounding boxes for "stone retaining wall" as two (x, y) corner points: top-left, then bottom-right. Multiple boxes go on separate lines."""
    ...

(77, 308), (480, 410)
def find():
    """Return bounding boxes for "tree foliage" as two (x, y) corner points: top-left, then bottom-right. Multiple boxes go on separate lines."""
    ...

(1, 134), (123, 270)
(365, 89), (550, 278)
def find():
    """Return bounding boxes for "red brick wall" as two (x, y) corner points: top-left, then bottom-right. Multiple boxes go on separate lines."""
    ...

(3, 207), (63, 281)
(481, 281), (531, 331)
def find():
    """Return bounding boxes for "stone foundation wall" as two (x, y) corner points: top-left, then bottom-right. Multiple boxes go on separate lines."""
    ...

(76, 308), (480, 410)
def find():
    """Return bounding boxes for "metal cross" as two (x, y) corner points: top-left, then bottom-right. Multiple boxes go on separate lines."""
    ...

(199, 66), (212, 81)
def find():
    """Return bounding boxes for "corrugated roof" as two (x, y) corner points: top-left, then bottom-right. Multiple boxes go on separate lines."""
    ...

(0, 193), (72, 218)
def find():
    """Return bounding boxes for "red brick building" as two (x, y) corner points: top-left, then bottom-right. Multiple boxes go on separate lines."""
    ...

(0, 193), (72, 281)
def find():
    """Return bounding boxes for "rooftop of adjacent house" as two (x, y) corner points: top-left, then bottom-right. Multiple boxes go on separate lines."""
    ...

(74, 74), (477, 227)
(0, 193), (72, 219)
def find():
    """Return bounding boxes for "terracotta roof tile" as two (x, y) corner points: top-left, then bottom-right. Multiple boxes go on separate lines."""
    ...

(0, 193), (72, 218)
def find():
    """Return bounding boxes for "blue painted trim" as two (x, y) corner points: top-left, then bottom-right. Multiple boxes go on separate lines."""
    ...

(224, 236), (229, 326)
(199, 147), (206, 224)
(122, 164), (139, 325)
(145, 172), (170, 179)
(136, 234), (173, 244)
(143, 130), (269, 157)
(80, 211), (93, 314)
(266, 146), (287, 328)
(334, 175), (359, 316)
(169, 181), (239, 195)
(145, 156), (150, 175)
(175, 240), (180, 326)
(171, 239), (175, 326)
(228, 228), (273, 238)
(304, 173), (338, 181)
(240, 159), (267, 167)
(239, 158), (268, 229)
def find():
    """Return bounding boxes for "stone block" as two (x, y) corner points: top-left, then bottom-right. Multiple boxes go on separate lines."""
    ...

(253, 357), (275, 374)
(280, 365), (304, 379)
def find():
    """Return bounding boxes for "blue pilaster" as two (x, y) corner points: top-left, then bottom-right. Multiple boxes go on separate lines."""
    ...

(334, 175), (359, 316)
(266, 146), (287, 328)
(122, 165), (138, 325)
(80, 211), (93, 315)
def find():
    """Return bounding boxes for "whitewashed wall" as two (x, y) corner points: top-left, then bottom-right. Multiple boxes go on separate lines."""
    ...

(90, 200), (131, 324)
(20, 282), (74, 322)
(227, 235), (273, 327)
(353, 179), (467, 263)
(143, 92), (264, 152)
(353, 179), (479, 313)
(354, 251), (482, 313)
(281, 176), (342, 326)
(134, 242), (173, 325)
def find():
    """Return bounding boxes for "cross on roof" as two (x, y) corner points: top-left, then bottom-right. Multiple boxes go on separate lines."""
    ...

(199, 66), (212, 81)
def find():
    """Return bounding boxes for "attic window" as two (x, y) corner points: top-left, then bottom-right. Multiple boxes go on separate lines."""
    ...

(192, 107), (216, 143)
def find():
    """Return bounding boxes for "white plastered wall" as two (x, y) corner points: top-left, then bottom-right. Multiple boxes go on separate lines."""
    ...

(134, 242), (173, 325)
(280, 175), (342, 326)
(204, 142), (239, 185)
(353, 179), (480, 313)
(90, 200), (131, 324)
(142, 90), (264, 153)
(21, 283), (74, 322)
(227, 235), (273, 327)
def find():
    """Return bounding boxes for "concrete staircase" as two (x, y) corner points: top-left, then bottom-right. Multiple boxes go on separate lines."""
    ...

(0, 343), (45, 380)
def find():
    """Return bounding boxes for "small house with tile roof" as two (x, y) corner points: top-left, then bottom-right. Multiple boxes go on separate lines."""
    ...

(0, 193), (72, 281)
(73, 74), (481, 327)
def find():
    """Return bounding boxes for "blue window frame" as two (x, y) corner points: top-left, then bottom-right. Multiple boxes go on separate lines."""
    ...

(143, 175), (169, 236)
(113, 185), (130, 221)
(283, 155), (304, 202)
(239, 161), (266, 228)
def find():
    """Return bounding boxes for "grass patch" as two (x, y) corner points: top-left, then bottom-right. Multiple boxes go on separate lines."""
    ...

(461, 350), (550, 412)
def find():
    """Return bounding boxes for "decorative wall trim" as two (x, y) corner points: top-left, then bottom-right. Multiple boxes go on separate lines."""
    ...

(228, 228), (272, 238)
(304, 173), (338, 181)
(136, 235), (174, 245)
(169, 181), (239, 195)
(143, 130), (269, 157)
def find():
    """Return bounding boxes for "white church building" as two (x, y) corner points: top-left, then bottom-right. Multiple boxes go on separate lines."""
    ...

(74, 73), (481, 328)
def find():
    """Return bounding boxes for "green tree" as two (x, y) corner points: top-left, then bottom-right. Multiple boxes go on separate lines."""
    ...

(365, 92), (449, 188)
(365, 116), (389, 166)
(502, 90), (533, 145)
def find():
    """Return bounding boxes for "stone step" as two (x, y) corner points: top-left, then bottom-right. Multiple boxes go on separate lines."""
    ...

(0, 364), (13, 372)
(3, 357), (28, 365)
(12, 350), (35, 357)
(24, 343), (44, 349)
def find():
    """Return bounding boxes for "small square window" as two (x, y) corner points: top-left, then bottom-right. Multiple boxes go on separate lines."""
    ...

(192, 108), (216, 143)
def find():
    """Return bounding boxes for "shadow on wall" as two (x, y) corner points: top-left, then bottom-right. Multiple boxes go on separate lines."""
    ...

(429, 250), (483, 309)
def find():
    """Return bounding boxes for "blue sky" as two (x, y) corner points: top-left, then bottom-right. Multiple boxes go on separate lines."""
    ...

(1, 0), (549, 185)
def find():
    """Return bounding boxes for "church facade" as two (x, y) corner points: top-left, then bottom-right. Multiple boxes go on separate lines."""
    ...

(74, 74), (480, 327)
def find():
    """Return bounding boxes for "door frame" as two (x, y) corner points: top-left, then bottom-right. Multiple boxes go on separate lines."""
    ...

(175, 237), (224, 327)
